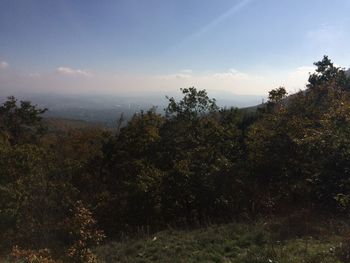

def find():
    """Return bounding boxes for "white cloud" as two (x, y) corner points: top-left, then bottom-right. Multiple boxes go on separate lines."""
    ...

(285, 66), (314, 92)
(56, 67), (91, 77)
(180, 69), (193, 74)
(152, 69), (269, 95)
(213, 68), (249, 79)
(159, 69), (248, 82)
(28, 72), (41, 79)
(175, 73), (192, 79)
(287, 66), (314, 81)
(0, 61), (9, 69)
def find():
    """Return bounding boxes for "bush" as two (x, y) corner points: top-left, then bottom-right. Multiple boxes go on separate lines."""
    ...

(10, 246), (58, 263)
(66, 201), (105, 263)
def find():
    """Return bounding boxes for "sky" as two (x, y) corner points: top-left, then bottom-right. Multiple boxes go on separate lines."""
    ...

(0, 0), (350, 98)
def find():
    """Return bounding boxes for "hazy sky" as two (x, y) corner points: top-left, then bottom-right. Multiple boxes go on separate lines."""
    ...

(1, 0), (350, 97)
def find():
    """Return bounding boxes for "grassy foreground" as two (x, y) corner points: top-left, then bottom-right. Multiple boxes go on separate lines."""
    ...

(96, 217), (350, 263)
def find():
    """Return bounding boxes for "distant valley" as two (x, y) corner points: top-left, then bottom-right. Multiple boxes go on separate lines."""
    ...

(0, 92), (265, 127)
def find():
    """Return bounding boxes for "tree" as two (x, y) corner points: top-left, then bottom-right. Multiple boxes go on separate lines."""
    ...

(247, 57), (350, 213)
(99, 108), (165, 233)
(165, 87), (219, 120)
(0, 96), (47, 145)
(159, 88), (243, 223)
(268, 87), (287, 104)
(308, 55), (350, 90)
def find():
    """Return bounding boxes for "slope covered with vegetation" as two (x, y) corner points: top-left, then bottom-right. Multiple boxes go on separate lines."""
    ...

(1, 56), (350, 262)
(96, 216), (349, 263)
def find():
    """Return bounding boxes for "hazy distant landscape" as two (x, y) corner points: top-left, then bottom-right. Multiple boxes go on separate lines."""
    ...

(1, 92), (265, 126)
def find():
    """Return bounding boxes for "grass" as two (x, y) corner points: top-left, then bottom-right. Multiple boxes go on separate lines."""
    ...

(95, 216), (350, 263)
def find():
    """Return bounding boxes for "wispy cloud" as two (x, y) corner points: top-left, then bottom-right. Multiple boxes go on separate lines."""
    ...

(166, 0), (254, 52)
(56, 67), (91, 77)
(189, 0), (253, 39)
(0, 61), (9, 69)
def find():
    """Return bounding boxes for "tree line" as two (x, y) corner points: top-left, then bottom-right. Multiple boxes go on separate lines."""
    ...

(1, 56), (350, 262)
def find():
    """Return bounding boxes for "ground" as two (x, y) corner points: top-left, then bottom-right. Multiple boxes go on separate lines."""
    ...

(95, 216), (350, 263)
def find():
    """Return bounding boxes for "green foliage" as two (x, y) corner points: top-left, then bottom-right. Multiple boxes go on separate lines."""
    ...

(97, 108), (165, 233)
(247, 58), (350, 212)
(0, 98), (104, 261)
(0, 96), (47, 145)
(0, 142), (106, 260)
(308, 55), (350, 89)
(165, 87), (219, 119)
(159, 89), (243, 223)
(0, 144), (73, 247)
(268, 87), (288, 104)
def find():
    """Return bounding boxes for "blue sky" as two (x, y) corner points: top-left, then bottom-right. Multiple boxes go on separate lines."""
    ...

(0, 0), (350, 96)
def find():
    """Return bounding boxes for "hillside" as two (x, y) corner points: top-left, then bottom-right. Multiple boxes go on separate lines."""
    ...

(96, 217), (349, 263)
(2, 57), (350, 262)
(44, 117), (109, 132)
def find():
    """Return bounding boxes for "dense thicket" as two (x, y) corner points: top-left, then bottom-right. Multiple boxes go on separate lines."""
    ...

(1, 56), (350, 261)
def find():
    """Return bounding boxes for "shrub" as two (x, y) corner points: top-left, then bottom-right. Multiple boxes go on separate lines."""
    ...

(66, 201), (105, 263)
(10, 246), (58, 263)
